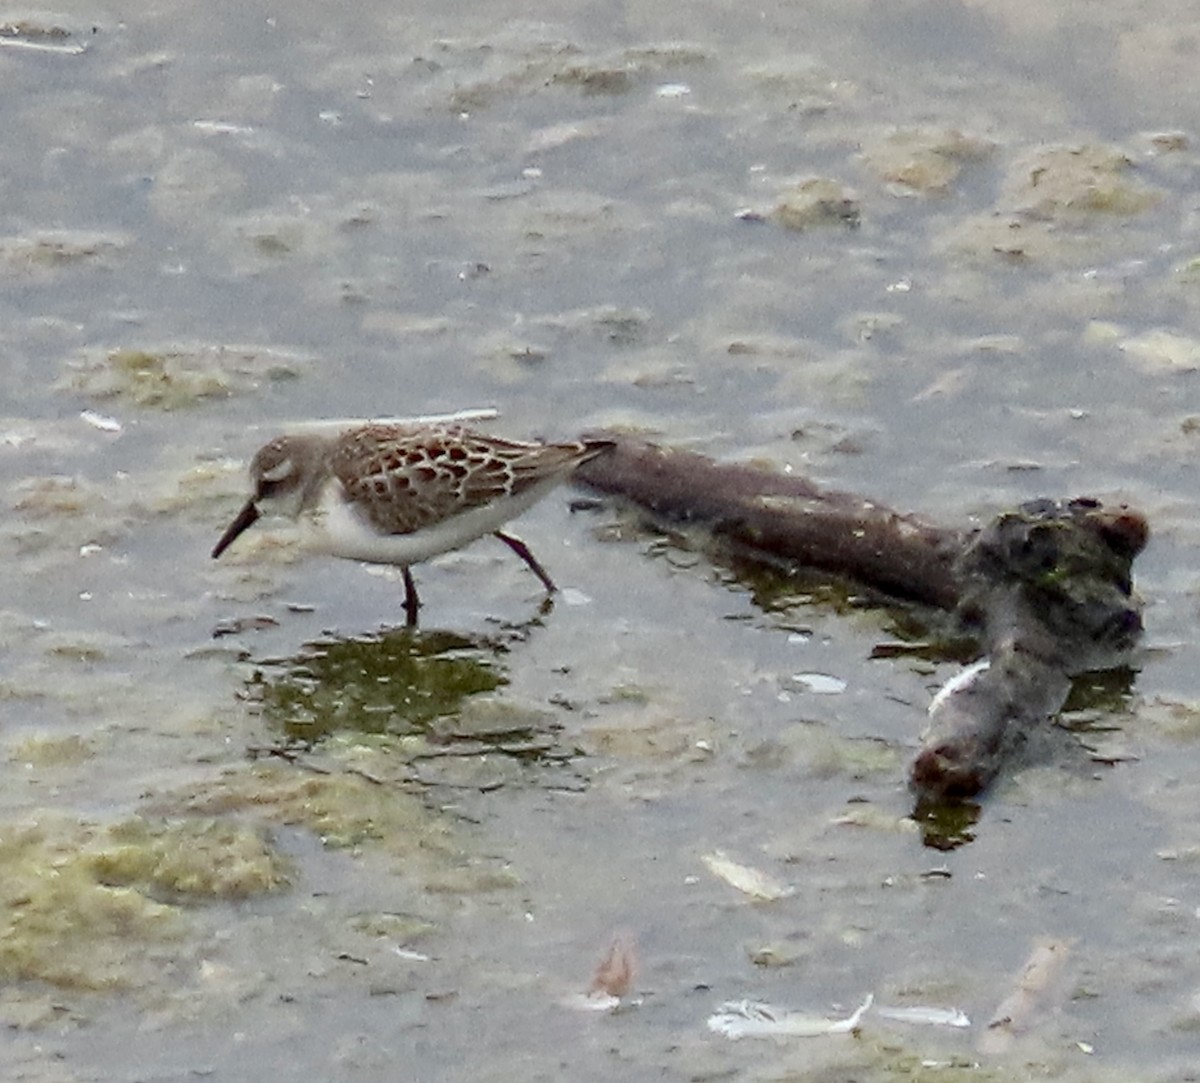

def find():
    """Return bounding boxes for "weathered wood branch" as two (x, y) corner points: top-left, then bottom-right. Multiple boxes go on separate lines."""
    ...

(576, 438), (964, 610)
(575, 437), (1148, 803)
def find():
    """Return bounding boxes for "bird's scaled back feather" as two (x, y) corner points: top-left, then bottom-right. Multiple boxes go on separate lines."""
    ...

(330, 424), (600, 537)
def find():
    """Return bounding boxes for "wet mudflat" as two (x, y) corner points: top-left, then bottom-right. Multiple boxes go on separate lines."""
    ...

(4, 2), (1200, 1080)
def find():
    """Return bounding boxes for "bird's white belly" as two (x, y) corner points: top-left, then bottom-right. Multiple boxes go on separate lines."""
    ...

(304, 478), (563, 566)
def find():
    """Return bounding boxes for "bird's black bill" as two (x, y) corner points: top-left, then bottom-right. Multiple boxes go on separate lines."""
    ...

(212, 499), (260, 558)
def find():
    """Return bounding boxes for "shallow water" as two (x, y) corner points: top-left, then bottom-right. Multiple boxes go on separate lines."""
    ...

(4, 2), (1200, 1080)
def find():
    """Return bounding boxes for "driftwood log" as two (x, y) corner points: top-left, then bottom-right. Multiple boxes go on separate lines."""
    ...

(575, 438), (1147, 802)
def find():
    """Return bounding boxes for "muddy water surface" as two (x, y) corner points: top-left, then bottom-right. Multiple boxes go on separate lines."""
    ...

(4, 2), (1200, 1080)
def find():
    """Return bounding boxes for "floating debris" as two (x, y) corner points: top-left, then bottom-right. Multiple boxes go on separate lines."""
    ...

(708, 994), (873, 1039)
(563, 989), (622, 1012)
(562, 931), (638, 1012)
(526, 118), (612, 154)
(0, 426), (36, 448)
(927, 659), (990, 715)
(588, 930), (638, 999)
(785, 672), (847, 695)
(978, 937), (1073, 1054)
(193, 120), (256, 136)
(78, 409), (122, 433)
(0, 21), (88, 54)
(829, 806), (920, 834)
(211, 615), (280, 638)
(875, 1004), (971, 1028)
(701, 850), (795, 901)
(561, 931), (640, 1013)
(707, 993), (966, 1039)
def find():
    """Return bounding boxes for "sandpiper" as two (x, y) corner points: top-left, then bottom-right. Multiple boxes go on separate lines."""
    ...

(212, 422), (613, 625)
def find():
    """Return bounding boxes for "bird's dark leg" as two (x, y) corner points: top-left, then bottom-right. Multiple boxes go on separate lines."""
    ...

(495, 531), (557, 593)
(402, 566), (421, 627)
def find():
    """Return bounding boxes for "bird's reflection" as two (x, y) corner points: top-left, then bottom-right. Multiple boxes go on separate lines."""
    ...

(250, 626), (508, 744)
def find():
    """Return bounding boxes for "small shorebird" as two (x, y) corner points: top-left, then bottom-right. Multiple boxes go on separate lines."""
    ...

(212, 422), (613, 625)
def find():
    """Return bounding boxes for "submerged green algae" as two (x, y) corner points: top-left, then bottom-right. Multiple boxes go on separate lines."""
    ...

(254, 627), (508, 742)
(88, 816), (291, 901)
(0, 813), (288, 990)
(58, 345), (307, 410)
